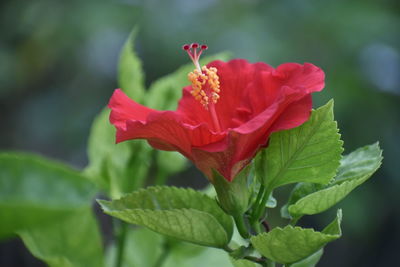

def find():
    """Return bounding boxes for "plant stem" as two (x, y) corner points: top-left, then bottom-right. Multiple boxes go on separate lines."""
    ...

(252, 188), (272, 224)
(155, 170), (167, 185)
(290, 216), (300, 226)
(114, 220), (128, 267)
(252, 184), (265, 216)
(251, 220), (262, 234)
(234, 214), (250, 239)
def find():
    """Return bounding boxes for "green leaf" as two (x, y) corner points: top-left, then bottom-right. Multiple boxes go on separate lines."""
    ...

(118, 27), (145, 101)
(98, 186), (233, 248)
(19, 208), (104, 267)
(287, 249), (323, 267)
(280, 183), (325, 219)
(85, 107), (152, 198)
(256, 100), (343, 189)
(287, 143), (382, 217)
(0, 153), (96, 239)
(251, 210), (342, 264)
(333, 142), (383, 184)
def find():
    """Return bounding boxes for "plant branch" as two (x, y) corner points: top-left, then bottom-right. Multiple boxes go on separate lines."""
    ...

(234, 214), (250, 239)
(251, 188), (272, 225)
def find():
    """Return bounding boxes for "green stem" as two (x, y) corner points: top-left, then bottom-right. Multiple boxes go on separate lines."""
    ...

(252, 188), (272, 224)
(114, 220), (128, 267)
(252, 184), (265, 217)
(251, 220), (262, 234)
(290, 216), (301, 226)
(234, 215), (250, 239)
(155, 170), (168, 185)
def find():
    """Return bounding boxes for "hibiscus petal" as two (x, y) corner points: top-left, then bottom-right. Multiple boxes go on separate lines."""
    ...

(202, 59), (273, 129)
(275, 62), (325, 93)
(108, 89), (227, 159)
(189, 61), (323, 181)
(108, 89), (156, 129)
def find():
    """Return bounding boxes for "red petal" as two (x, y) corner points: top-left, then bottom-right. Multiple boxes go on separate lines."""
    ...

(108, 89), (226, 159)
(108, 89), (157, 130)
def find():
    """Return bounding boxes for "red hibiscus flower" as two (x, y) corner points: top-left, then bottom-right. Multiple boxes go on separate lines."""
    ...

(108, 43), (325, 182)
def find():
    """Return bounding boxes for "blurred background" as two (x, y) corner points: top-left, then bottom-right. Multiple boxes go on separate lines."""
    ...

(0, 0), (399, 266)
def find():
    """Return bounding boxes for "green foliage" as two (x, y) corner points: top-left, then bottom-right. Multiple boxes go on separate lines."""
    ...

(251, 210), (342, 264)
(256, 100), (343, 190)
(19, 208), (104, 267)
(98, 186), (233, 248)
(118, 27), (146, 102)
(286, 143), (382, 217)
(0, 153), (96, 239)
(0, 22), (385, 267)
(105, 227), (164, 267)
(106, 227), (233, 267)
(85, 27), (152, 198)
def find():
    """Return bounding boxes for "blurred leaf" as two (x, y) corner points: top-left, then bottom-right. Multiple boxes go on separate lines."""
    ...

(256, 100), (343, 190)
(287, 143), (382, 217)
(85, 108), (152, 198)
(18, 208), (103, 267)
(0, 153), (96, 239)
(98, 186), (233, 248)
(118, 27), (145, 102)
(250, 210), (342, 264)
(105, 227), (164, 267)
(155, 150), (187, 182)
(287, 249), (323, 267)
(163, 240), (232, 267)
(230, 258), (257, 267)
(105, 227), (233, 267)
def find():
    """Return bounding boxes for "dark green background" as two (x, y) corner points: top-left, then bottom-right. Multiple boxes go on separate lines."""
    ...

(1, 0), (399, 266)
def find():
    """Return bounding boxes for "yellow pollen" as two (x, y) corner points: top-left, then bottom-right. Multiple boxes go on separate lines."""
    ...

(188, 66), (220, 108)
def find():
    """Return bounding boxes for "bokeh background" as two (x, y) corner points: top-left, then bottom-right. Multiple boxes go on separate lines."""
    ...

(1, 0), (399, 266)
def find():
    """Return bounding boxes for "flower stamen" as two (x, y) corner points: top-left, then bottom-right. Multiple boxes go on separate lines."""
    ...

(183, 43), (222, 132)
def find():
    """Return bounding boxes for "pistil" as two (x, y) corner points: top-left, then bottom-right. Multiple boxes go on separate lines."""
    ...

(183, 43), (222, 132)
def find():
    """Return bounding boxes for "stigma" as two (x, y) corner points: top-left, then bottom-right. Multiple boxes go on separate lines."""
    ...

(183, 43), (221, 109)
